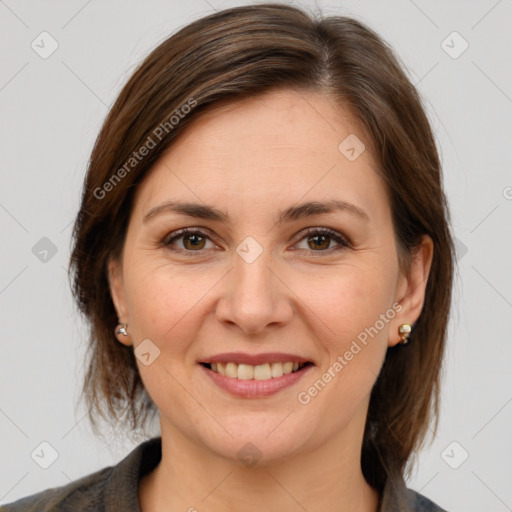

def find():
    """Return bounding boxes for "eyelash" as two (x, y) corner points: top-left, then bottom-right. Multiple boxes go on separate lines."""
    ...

(162, 227), (350, 256)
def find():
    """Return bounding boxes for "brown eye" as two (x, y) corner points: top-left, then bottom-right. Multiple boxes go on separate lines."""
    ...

(307, 233), (331, 250)
(164, 227), (348, 256)
(296, 228), (349, 252)
(182, 233), (206, 250)
(164, 228), (214, 252)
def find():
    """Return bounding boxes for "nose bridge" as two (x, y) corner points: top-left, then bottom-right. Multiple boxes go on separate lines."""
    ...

(238, 241), (272, 293)
(233, 243), (274, 298)
(216, 239), (292, 333)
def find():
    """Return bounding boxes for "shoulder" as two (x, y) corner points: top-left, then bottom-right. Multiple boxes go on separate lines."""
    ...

(404, 488), (449, 512)
(380, 477), (449, 512)
(0, 466), (113, 512)
(0, 437), (161, 512)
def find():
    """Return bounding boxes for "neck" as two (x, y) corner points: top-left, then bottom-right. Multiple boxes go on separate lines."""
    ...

(139, 413), (380, 512)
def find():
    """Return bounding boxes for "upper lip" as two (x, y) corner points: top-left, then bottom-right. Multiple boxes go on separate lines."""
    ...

(199, 352), (314, 366)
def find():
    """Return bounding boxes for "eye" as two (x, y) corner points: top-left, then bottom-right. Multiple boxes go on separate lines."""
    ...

(294, 227), (349, 253)
(162, 227), (350, 255)
(163, 228), (216, 252)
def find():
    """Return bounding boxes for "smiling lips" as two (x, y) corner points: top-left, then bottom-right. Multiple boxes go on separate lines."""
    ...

(200, 351), (313, 380)
(199, 352), (314, 396)
(207, 361), (308, 380)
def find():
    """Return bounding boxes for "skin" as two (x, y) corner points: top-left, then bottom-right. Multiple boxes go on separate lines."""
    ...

(108, 88), (433, 512)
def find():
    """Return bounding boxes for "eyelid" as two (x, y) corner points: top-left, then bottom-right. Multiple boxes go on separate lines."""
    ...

(162, 227), (220, 249)
(294, 226), (351, 248)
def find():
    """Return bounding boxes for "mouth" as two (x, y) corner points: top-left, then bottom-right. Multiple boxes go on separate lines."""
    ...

(199, 358), (315, 398)
(199, 361), (314, 380)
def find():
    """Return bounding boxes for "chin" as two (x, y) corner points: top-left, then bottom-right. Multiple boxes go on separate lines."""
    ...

(181, 412), (309, 466)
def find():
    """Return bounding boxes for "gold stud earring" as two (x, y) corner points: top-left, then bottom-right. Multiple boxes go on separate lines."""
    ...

(398, 324), (411, 344)
(115, 323), (128, 336)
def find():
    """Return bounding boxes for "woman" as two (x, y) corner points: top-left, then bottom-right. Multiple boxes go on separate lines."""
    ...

(2, 3), (454, 511)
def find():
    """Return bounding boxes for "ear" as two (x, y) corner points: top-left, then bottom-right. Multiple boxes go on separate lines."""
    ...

(389, 235), (434, 347)
(107, 256), (132, 346)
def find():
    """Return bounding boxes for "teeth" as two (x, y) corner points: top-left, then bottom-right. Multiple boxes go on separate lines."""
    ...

(270, 362), (283, 378)
(225, 362), (238, 378)
(254, 363), (271, 380)
(282, 362), (293, 374)
(237, 364), (254, 380)
(209, 361), (306, 380)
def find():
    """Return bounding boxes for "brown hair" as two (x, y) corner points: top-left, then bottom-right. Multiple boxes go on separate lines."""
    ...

(69, 3), (454, 495)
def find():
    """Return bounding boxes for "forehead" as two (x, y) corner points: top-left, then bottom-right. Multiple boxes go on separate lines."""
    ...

(133, 89), (386, 220)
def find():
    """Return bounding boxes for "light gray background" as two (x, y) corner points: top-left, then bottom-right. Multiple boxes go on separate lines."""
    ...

(1, 1), (511, 510)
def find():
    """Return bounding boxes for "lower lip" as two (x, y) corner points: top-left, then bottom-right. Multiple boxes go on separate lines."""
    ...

(200, 364), (313, 398)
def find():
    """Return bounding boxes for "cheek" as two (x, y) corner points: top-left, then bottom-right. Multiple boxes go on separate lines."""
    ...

(123, 265), (209, 401)
(123, 262), (223, 350)
(126, 272), (176, 334)
(302, 265), (394, 386)
(307, 264), (394, 337)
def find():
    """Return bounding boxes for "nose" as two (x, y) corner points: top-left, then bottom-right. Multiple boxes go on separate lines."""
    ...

(215, 247), (293, 335)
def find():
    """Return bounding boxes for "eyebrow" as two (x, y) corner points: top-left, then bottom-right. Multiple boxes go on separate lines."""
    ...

(142, 199), (370, 224)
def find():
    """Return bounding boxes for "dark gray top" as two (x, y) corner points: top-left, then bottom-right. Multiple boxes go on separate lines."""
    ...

(0, 437), (448, 511)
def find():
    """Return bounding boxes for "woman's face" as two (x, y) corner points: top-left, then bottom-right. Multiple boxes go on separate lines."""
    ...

(109, 88), (432, 464)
